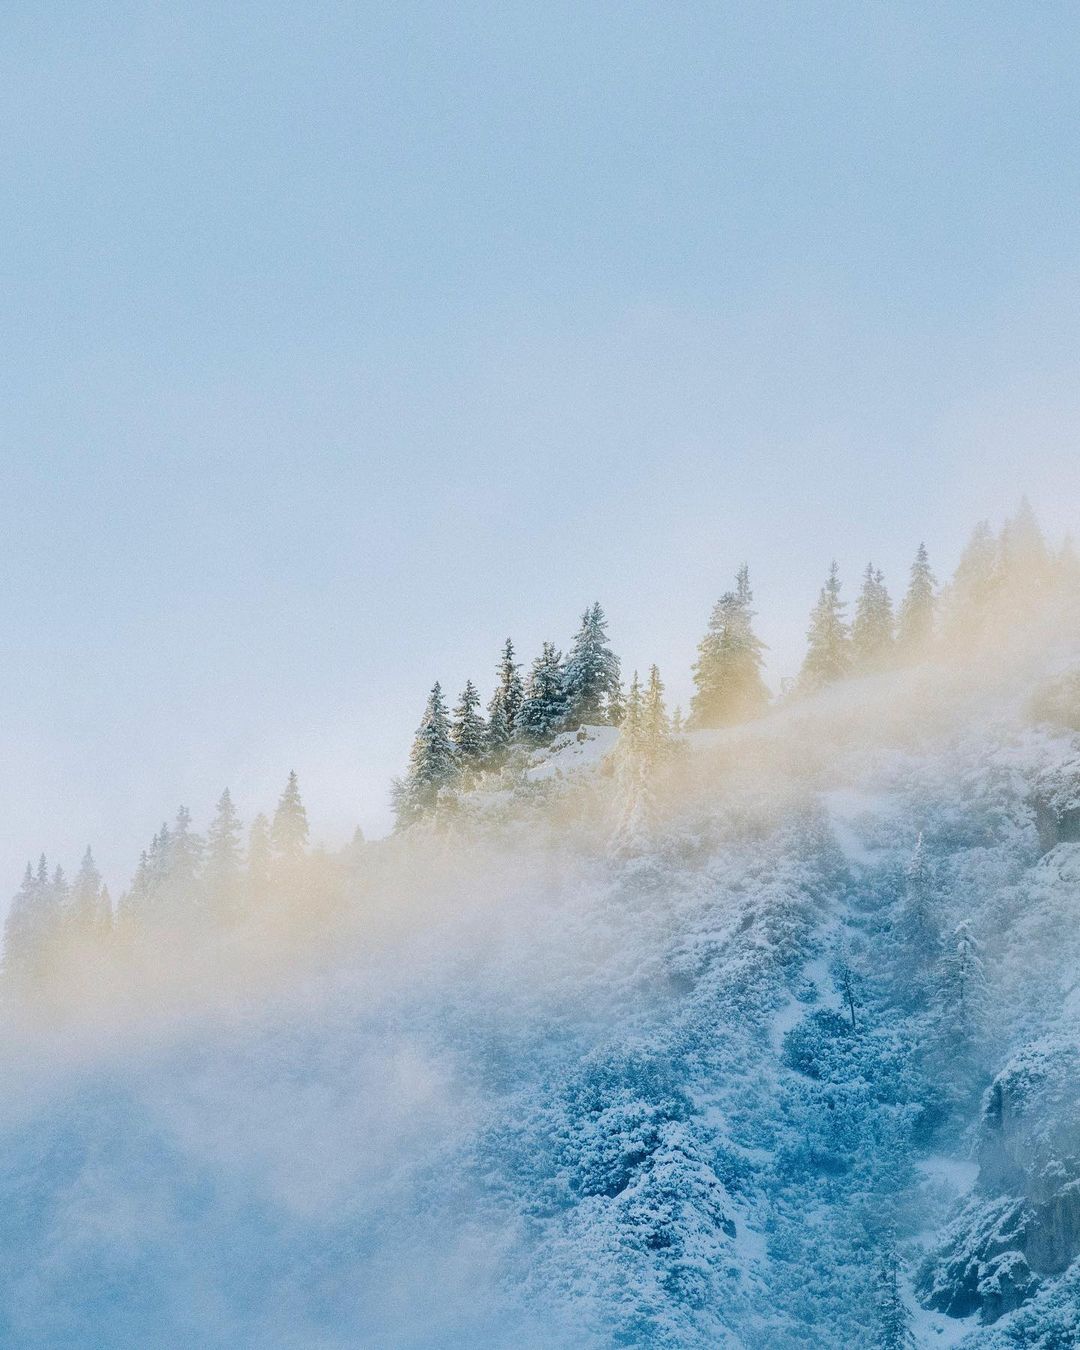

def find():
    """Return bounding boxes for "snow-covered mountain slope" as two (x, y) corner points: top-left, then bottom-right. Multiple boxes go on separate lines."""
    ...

(3, 634), (1080, 1347)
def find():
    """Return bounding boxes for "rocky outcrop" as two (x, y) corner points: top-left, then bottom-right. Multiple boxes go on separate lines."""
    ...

(920, 1037), (1080, 1324)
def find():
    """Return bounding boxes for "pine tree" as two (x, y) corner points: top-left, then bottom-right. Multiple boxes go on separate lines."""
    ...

(148, 824), (171, 897)
(799, 563), (851, 693)
(119, 850), (152, 925)
(896, 544), (937, 659)
(610, 674), (655, 858)
(642, 665), (670, 763)
(690, 566), (769, 727)
(939, 919), (986, 1040)
(450, 680), (487, 770)
(3, 861), (56, 986)
(606, 677), (625, 727)
(246, 813), (272, 904)
(169, 805), (204, 893)
(494, 639), (524, 732)
(852, 564), (895, 673)
(271, 772), (309, 865)
(484, 692), (513, 766)
(562, 602), (621, 727)
(397, 684), (458, 826)
(945, 521), (999, 644)
(515, 644), (569, 745)
(205, 788), (244, 916)
(50, 866), (69, 921)
(874, 1241), (912, 1348)
(832, 952), (861, 1031)
(621, 671), (644, 754)
(671, 705), (684, 735)
(69, 847), (107, 936)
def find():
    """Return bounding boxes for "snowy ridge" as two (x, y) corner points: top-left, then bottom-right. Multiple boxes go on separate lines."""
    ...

(3, 632), (1080, 1345)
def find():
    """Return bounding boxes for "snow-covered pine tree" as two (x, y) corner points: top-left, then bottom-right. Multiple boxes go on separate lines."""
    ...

(271, 771), (309, 866)
(852, 564), (895, 673)
(832, 950), (861, 1031)
(484, 691), (512, 766)
(205, 788), (244, 917)
(494, 639), (524, 732)
(799, 562), (851, 693)
(450, 680), (487, 771)
(609, 672), (656, 858)
(396, 684), (458, 825)
(515, 644), (569, 745)
(562, 603), (621, 727)
(873, 1241), (913, 1348)
(621, 671), (644, 754)
(938, 918), (986, 1039)
(643, 665), (670, 764)
(606, 677), (625, 727)
(896, 543), (937, 659)
(689, 565), (769, 727)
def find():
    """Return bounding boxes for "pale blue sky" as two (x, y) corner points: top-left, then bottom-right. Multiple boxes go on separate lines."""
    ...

(3, 3), (1080, 891)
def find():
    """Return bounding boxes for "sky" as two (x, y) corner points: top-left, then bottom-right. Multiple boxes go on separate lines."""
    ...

(3, 2), (1080, 894)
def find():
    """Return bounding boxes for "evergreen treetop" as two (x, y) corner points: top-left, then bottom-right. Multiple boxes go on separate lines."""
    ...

(515, 643), (569, 745)
(450, 680), (487, 766)
(897, 543), (937, 658)
(799, 562), (851, 693)
(562, 603), (621, 727)
(271, 771), (309, 863)
(690, 566), (768, 727)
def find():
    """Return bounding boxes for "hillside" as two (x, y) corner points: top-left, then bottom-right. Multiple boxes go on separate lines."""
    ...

(2, 593), (1080, 1347)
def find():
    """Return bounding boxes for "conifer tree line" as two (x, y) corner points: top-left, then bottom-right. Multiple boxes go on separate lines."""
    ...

(392, 603), (625, 827)
(4, 501), (1076, 983)
(395, 501), (1078, 825)
(2, 774), (324, 997)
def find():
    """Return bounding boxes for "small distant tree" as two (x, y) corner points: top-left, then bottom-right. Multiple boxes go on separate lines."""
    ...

(642, 665), (670, 764)
(621, 671), (644, 754)
(873, 1240), (913, 1348)
(69, 847), (109, 937)
(897, 834), (941, 987)
(944, 521), (999, 644)
(205, 788), (244, 917)
(515, 644), (569, 745)
(896, 544), (937, 659)
(938, 919), (986, 1043)
(852, 564), (895, 673)
(606, 677), (625, 727)
(831, 945), (863, 1031)
(799, 563), (851, 693)
(271, 771), (309, 866)
(450, 680), (487, 772)
(3, 859), (60, 988)
(562, 603), (621, 727)
(690, 565), (769, 727)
